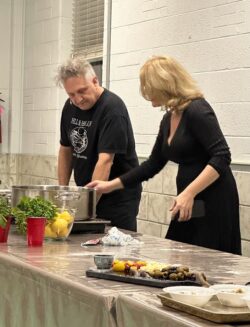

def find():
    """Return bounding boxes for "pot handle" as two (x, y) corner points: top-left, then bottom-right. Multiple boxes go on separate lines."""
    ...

(54, 191), (80, 201)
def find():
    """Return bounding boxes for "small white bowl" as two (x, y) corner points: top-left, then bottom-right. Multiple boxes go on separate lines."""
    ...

(242, 295), (250, 310)
(163, 286), (216, 307)
(210, 284), (250, 308)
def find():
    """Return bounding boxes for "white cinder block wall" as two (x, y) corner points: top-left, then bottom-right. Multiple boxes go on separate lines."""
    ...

(22, 0), (72, 156)
(1, 0), (250, 161)
(109, 0), (250, 163)
(0, 0), (12, 154)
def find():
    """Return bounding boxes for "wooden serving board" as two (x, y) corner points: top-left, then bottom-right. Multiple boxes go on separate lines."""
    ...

(86, 268), (200, 288)
(157, 293), (250, 323)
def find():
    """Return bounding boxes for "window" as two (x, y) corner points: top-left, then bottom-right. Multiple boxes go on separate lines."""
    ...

(91, 60), (103, 84)
(72, 0), (105, 61)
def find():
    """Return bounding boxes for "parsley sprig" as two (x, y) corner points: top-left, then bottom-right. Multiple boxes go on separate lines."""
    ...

(12, 196), (58, 234)
(0, 197), (11, 228)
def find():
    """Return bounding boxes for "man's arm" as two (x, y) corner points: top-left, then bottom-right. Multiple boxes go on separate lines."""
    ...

(58, 145), (73, 185)
(91, 152), (114, 201)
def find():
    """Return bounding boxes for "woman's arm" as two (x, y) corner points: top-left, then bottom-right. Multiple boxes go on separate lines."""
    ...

(87, 177), (123, 193)
(119, 115), (168, 187)
(87, 115), (169, 192)
(171, 99), (231, 221)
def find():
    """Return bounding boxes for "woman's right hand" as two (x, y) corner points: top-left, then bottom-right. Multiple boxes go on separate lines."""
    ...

(86, 178), (123, 194)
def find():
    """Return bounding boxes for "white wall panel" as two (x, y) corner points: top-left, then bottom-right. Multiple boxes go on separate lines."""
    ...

(22, 0), (72, 155)
(0, 0), (11, 153)
(109, 0), (250, 162)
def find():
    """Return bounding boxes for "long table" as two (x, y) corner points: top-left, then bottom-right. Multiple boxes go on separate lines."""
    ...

(1, 229), (250, 327)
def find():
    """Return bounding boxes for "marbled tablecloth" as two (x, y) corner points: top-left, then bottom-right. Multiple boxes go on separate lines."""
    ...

(0, 229), (250, 327)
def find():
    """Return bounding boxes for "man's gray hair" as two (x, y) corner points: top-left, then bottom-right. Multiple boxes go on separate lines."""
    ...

(55, 56), (96, 86)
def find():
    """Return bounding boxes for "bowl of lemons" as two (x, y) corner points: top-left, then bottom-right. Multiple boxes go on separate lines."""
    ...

(44, 208), (75, 241)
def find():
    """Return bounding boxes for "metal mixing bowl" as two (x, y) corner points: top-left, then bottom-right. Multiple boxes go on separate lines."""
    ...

(11, 185), (96, 221)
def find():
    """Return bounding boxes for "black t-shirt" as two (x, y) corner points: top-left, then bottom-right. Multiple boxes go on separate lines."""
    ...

(60, 89), (141, 219)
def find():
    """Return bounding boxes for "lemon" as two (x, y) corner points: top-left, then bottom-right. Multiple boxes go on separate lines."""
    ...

(58, 227), (69, 238)
(44, 225), (57, 238)
(58, 211), (74, 223)
(51, 218), (68, 234)
(112, 261), (126, 272)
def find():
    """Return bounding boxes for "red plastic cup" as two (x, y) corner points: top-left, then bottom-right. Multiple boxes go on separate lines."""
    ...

(0, 216), (12, 243)
(27, 217), (46, 246)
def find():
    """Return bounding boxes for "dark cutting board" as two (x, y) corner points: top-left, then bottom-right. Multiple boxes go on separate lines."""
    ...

(86, 268), (201, 288)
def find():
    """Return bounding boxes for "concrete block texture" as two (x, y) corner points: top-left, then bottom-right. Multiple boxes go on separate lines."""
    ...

(110, 0), (250, 162)
(20, 0), (72, 156)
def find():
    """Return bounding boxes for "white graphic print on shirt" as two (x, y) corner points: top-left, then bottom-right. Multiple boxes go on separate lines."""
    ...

(70, 127), (88, 153)
(70, 118), (92, 156)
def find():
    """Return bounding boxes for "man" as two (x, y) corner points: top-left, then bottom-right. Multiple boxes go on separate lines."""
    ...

(55, 56), (142, 231)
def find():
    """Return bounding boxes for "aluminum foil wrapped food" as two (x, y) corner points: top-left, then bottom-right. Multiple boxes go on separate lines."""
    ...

(101, 227), (143, 246)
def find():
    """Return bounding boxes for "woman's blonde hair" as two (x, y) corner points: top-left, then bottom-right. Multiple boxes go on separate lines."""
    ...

(140, 55), (203, 112)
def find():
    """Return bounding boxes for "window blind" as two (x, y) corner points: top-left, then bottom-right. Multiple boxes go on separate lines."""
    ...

(72, 0), (105, 60)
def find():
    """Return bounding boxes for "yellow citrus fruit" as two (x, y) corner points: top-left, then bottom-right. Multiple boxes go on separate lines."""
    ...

(44, 225), (57, 238)
(136, 261), (147, 266)
(58, 227), (69, 238)
(112, 261), (126, 272)
(51, 218), (68, 234)
(58, 211), (74, 223)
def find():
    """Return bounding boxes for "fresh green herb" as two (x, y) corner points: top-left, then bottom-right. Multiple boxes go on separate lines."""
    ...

(0, 197), (11, 228)
(12, 196), (58, 234)
(11, 207), (27, 234)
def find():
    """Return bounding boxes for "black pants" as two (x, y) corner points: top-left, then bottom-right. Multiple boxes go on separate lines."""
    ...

(97, 197), (141, 232)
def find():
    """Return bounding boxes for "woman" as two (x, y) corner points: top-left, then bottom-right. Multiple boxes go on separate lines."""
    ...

(87, 55), (241, 255)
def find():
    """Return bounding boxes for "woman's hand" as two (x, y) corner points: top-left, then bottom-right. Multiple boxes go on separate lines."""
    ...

(170, 165), (220, 222)
(170, 190), (194, 222)
(86, 178), (123, 194)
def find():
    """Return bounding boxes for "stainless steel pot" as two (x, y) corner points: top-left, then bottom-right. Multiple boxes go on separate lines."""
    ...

(11, 185), (96, 221)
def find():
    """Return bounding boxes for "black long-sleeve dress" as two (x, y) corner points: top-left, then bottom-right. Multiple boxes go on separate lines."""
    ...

(120, 98), (241, 255)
